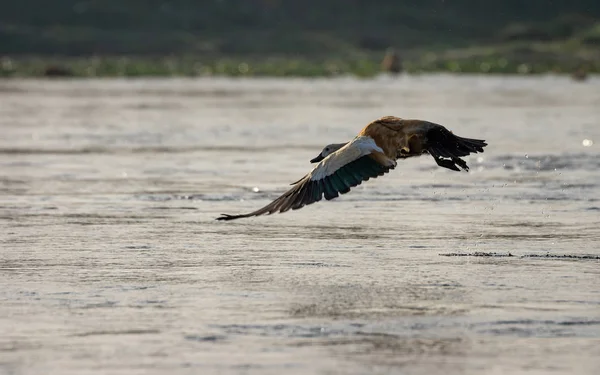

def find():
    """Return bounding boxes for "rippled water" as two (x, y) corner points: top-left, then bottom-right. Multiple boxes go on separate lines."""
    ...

(1, 75), (599, 375)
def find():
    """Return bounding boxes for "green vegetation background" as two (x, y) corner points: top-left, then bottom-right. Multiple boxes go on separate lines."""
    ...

(2, 0), (599, 77)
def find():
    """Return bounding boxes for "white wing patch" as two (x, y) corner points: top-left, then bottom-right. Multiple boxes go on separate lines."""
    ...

(309, 136), (384, 181)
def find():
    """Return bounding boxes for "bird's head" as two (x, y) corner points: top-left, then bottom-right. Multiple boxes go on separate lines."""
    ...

(310, 143), (347, 163)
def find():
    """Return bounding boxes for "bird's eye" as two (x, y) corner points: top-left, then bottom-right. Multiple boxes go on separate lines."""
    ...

(325, 147), (330, 152)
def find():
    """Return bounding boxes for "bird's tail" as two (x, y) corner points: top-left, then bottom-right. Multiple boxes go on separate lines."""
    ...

(426, 128), (487, 171)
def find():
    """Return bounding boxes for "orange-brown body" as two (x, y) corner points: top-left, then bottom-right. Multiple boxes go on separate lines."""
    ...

(358, 116), (436, 161)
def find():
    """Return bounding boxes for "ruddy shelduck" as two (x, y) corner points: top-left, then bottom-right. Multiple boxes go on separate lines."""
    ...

(216, 116), (487, 221)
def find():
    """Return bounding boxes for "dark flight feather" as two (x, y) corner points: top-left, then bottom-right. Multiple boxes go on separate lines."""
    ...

(425, 126), (487, 172)
(216, 155), (394, 221)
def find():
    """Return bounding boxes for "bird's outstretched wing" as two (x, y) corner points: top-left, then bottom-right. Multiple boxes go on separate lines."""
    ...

(423, 124), (487, 171)
(216, 136), (396, 221)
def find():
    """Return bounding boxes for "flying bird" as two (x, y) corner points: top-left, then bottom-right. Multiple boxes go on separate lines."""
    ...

(216, 116), (487, 221)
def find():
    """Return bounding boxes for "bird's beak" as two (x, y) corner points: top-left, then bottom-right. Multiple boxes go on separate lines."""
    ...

(310, 153), (325, 163)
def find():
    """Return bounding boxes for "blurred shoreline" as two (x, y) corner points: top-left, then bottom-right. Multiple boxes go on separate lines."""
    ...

(2, 42), (598, 79)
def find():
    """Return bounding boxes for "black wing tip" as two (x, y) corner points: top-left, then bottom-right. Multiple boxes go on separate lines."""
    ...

(457, 136), (488, 152)
(427, 128), (488, 172)
(216, 214), (242, 221)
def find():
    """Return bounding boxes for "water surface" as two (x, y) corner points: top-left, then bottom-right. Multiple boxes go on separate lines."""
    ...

(1, 75), (599, 374)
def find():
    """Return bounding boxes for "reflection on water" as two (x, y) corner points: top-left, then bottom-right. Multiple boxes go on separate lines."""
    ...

(1, 76), (599, 375)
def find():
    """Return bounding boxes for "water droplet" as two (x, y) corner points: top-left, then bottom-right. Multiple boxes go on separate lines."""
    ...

(582, 139), (593, 147)
(525, 154), (529, 158)
(252, 187), (260, 193)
